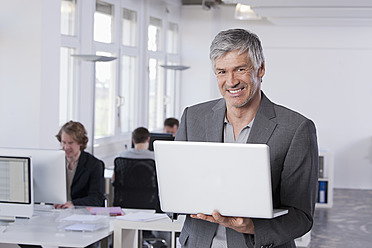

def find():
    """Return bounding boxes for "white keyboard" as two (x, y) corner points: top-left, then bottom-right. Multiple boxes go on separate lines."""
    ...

(34, 204), (55, 211)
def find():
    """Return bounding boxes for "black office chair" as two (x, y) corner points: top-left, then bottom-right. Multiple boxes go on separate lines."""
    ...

(113, 157), (166, 248)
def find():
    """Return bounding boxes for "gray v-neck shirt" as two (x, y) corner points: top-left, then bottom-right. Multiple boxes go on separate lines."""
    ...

(211, 117), (254, 248)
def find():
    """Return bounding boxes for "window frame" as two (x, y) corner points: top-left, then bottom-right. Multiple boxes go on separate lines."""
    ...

(59, 0), (182, 153)
(60, 0), (80, 125)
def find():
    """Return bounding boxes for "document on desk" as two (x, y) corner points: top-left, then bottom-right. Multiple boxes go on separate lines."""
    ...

(116, 212), (168, 222)
(60, 214), (109, 232)
(64, 223), (107, 232)
(61, 214), (107, 222)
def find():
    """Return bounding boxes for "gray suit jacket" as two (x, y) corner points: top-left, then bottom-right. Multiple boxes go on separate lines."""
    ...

(176, 92), (318, 248)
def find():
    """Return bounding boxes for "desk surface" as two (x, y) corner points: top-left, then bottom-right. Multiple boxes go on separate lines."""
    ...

(113, 214), (185, 248)
(1, 208), (184, 248)
(114, 214), (185, 232)
(0, 209), (113, 248)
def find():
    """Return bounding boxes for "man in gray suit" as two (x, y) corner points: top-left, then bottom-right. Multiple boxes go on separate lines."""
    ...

(175, 29), (318, 248)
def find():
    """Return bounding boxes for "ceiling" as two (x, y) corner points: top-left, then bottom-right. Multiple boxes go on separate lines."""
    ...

(181, 0), (372, 26)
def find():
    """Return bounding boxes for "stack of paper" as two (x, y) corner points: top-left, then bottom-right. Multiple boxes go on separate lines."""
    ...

(61, 214), (107, 222)
(116, 212), (168, 222)
(60, 214), (109, 232)
(64, 223), (106, 232)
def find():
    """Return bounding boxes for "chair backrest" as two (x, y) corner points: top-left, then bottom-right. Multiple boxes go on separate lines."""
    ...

(113, 157), (162, 212)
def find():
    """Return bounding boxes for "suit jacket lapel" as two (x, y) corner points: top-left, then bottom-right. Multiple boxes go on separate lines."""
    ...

(72, 151), (87, 186)
(203, 93), (277, 144)
(248, 92), (277, 144)
(205, 98), (226, 142)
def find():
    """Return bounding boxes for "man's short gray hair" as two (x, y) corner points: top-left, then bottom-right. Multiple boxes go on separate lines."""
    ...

(209, 29), (265, 72)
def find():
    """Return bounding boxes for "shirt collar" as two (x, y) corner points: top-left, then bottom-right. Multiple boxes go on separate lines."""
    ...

(224, 115), (255, 128)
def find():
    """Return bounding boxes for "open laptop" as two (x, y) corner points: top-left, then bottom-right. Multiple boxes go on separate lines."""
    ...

(153, 141), (288, 219)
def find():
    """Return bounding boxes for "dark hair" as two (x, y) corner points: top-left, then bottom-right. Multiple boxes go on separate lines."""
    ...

(56, 121), (89, 151)
(210, 28), (265, 72)
(164, 118), (179, 128)
(132, 127), (150, 144)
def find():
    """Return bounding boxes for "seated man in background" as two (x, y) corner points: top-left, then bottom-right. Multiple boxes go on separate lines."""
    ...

(55, 120), (105, 209)
(120, 127), (154, 159)
(115, 127), (167, 246)
(112, 127), (154, 183)
(163, 117), (179, 136)
(19, 121), (105, 248)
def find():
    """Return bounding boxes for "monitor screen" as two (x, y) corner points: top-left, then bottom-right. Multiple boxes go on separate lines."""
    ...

(148, 133), (175, 151)
(130, 132), (175, 151)
(0, 148), (66, 205)
(0, 156), (33, 219)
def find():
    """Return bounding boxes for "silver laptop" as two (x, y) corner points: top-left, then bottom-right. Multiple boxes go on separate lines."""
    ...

(153, 141), (288, 219)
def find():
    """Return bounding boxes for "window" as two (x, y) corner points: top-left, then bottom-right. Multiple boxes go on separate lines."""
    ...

(60, 0), (78, 126)
(95, 52), (116, 138)
(120, 7), (138, 134)
(164, 22), (180, 118)
(60, 0), (181, 148)
(59, 47), (76, 126)
(93, 1), (116, 139)
(148, 17), (162, 52)
(148, 58), (164, 130)
(148, 16), (164, 130)
(119, 55), (136, 133)
(167, 22), (178, 54)
(61, 0), (77, 36)
(94, 1), (113, 43)
(164, 64), (178, 118)
(122, 8), (137, 47)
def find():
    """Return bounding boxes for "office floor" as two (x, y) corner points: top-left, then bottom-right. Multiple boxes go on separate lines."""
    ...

(309, 188), (372, 247)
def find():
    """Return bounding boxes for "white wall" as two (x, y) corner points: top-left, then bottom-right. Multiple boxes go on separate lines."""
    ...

(179, 6), (218, 109)
(1, 2), (371, 189)
(0, 0), (60, 149)
(180, 6), (372, 189)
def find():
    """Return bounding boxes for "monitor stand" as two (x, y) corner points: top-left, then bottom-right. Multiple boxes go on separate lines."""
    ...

(0, 215), (15, 223)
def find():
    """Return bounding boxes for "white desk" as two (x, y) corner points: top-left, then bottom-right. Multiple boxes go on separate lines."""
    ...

(114, 214), (185, 248)
(104, 167), (114, 207)
(0, 209), (113, 248)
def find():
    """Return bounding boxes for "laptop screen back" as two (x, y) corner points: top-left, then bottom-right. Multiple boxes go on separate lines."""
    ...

(154, 141), (285, 218)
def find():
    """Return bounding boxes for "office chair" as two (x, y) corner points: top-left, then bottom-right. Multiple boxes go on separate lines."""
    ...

(113, 157), (166, 248)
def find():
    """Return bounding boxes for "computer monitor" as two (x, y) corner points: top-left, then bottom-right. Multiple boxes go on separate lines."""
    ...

(0, 148), (66, 205)
(130, 132), (175, 151)
(148, 133), (175, 151)
(0, 156), (34, 220)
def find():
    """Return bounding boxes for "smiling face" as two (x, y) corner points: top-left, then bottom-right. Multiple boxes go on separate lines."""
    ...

(61, 131), (82, 161)
(215, 50), (265, 109)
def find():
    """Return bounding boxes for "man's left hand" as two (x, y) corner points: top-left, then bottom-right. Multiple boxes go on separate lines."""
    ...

(191, 211), (254, 234)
